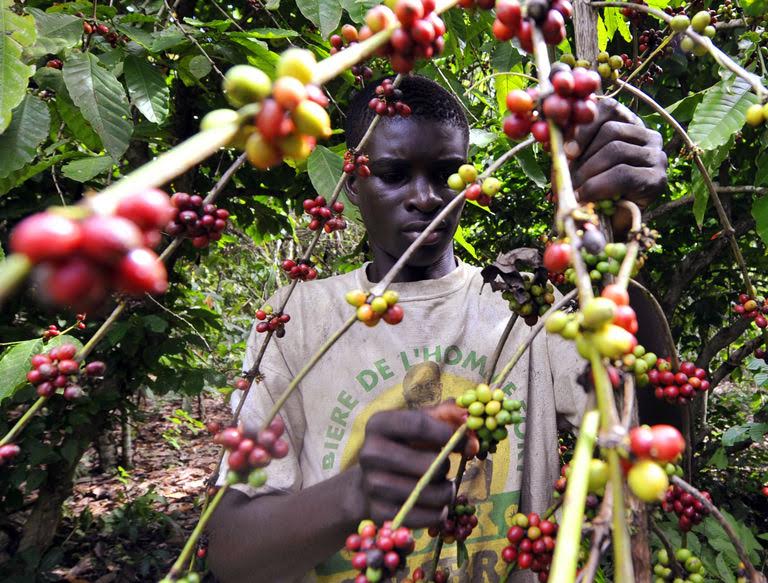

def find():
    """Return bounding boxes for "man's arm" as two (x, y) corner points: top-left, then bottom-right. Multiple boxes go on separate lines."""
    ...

(207, 410), (456, 583)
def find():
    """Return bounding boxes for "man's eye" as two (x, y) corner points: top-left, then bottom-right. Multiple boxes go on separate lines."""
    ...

(379, 171), (406, 184)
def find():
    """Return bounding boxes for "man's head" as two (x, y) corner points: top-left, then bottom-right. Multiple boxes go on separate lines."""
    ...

(344, 76), (469, 269)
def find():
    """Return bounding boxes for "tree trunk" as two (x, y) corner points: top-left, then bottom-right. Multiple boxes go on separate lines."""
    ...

(573, 0), (599, 64)
(96, 431), (118, 473)
(121, 407), (133, 469)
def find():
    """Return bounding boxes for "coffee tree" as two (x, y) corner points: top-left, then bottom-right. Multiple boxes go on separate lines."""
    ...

(0, 0), (767, 580)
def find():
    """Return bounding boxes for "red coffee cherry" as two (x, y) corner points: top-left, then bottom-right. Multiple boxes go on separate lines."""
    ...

(10, 213), (84, 263)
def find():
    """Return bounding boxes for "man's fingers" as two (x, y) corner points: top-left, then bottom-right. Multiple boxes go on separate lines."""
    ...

(367, 409), (455, 447)
(573, 121), (660, 166)
(572, 142), (660, 189)
(364, 470), (454, 509)
(369, 499), (446, 528)
(576, 165), (666, 203)
(359, 434), (452, 479)
(568, 98), (644, 158)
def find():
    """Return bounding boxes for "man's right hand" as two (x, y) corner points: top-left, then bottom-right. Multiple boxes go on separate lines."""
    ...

(356, 409), (459, 528)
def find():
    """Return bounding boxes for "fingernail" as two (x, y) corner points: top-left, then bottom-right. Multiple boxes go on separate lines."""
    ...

(440, 505), (449, 522)
(564, 141), (580, 159)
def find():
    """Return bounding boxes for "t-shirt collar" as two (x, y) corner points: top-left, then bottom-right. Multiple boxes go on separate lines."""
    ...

(355, 259), (470, 302)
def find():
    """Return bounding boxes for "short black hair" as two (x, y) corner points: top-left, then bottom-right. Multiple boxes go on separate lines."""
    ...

(344, 75), (470, 148)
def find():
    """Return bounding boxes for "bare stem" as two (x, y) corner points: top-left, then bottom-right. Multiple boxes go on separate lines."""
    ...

(486, 314), (519, 383)
(650, 519), (686, 579)
(167, 484), (229, 579)
(577, 486), (613, 583)
(671, 477), (766, 583)
(263, 315), (357, 428)
(492, 290), (578, 389)
(615, 200), (641, 289)
(0, 397), (48, 447)
(391, 425), (468, 529)
(548, 410), (600, 582)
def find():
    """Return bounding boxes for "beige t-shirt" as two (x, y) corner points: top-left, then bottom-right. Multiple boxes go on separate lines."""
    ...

(219, 261), (586, 582)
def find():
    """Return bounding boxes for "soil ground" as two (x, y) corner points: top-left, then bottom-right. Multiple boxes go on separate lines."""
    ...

(50, 393), (230, 582)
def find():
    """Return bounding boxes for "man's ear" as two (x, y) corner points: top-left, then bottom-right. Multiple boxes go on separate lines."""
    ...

(345, 175), (360, 206)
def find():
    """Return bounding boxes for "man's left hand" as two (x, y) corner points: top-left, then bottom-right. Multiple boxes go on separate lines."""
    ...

(567, 97), (668, 229)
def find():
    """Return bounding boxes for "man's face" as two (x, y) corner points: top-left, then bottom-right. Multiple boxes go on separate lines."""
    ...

(347, 117), (468, 267)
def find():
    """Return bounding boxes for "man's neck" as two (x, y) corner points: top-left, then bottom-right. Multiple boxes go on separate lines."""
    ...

(365, 247), (458, 283)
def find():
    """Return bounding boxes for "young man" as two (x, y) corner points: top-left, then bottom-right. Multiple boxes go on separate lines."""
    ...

(207, 76), (668, 582)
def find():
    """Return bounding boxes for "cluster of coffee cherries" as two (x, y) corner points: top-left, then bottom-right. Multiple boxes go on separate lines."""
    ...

(0, 444), (21, 467)
(447, 164), (501, 207)
(546, 285), (638, 361)
(44, 316), (88, 340)
(637, 28), (665, 54)
(303, 196), (347, 233)
(457, 384), (523, 459)
(346, 289), (404, 327)
(368, 78), (412, 118)
(281, 259), (318, 281)
(165, 192), (229, 248)
(346, 520), (415, 582)
(344, 151), (372, 178)
(503, 512), (558, 580)
(80, 16), (126, 47)
(26, 343), (106, 400)
(329, 25), (374, 84)
(620, 0), (646, 26)
(215, 417), (288, 487)
(10, 189), (173, 310)
(676, 11), (718, 57)
(626, 424), (685, 502)
(46, 57), (63, 69)
(746, 102), (768, 128)
(663, 484), (711, 532)
(376, 0), (446, 74)
(596, 51), (624, 81)
(647, 359), (710, 406)
(492, 0), (571, 52)
(717, 0), (738, 22)
(255, 305), (290, 338)
(202, 49), (330, 169)
(503, 66), (601, 145)
(732, 293), (768, 326)
(501, 277), (556, 326)
(566, 242), (630, 285)
(553, 464), (602, 518)
(616, 344), (659, 387)
(158, 573), (202, 583)
(654, 549), (708, 583)
(427, 494), (478, 543)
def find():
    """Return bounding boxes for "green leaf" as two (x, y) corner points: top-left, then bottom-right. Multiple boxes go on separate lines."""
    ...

(308, 145), (343, 199)
(741, 0), (768, 17)
(188, 55), (212, 80)
(0, 151), (80, 196)
(46, 334), (84, 353)
(240, 27), (300, 39)
(295, 0), (343, 39)
(0, 94), (50, 178)
(515, 146), (547, 189)
(715, 553), (737, 583)
(63, 53), (132, 160)
(689, 77), (760, 151)
(61, 155), (114, 182)
(721, 422), (768, 446)
(756, 151), (768, 186)
(707, 446), (728, 469)
(56, 93), (103, 152)
(25, 8), (82, 58)
(457, 539), (469, 567)
(123, 55), (169, 124)
(454, 224), (478, 259)
(692, 137), (732, 226)
(597, 15), (608, 52)
(469, 129), (497, 148)
(0, 339), (43, 403)
(0, 0), (37, 132)
(494, 67), (526, 117)
(338, 0), (380, 23)
(142, 315), (169, 333)
(604, 7), (631, 43)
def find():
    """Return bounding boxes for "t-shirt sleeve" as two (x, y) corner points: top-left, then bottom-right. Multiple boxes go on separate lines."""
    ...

(216, 291), (306, 498)
(543, 310), (592, 431)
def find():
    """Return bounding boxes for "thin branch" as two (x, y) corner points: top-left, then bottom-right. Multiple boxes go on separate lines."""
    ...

(591, 2), (767, 98)
(711, 334), (765, 386)
(163, 0), (225, 79)
(716, 185), (768, 195)
(628, 279), (679, 370)
(576, 486), (613, 583)
(671, 477), (767, 583)
(210, 0), (245, 32)
(485, 314), (519, 383)
(649, 520), (686, 579)
(145, 294), (212, 351)
(616, 79), (757, 299)
(643, 195), (693, 222)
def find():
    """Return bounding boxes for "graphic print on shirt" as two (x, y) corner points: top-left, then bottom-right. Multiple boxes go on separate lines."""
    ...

(314, 358), (528, 583)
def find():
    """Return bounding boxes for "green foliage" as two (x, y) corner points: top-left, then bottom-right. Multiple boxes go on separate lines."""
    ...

(0, 0), (37, 132)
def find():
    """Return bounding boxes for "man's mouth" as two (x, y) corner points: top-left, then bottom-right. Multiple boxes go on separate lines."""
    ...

(401, 220), (449, 245)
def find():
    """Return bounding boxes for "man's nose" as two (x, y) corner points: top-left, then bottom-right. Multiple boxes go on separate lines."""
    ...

(404, 174), (442, 214)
